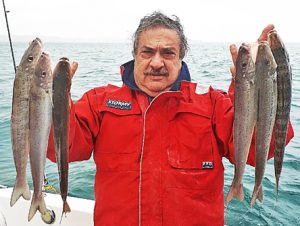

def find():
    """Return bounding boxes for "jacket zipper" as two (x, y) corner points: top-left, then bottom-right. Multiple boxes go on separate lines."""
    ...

(138, 90), (179, 226)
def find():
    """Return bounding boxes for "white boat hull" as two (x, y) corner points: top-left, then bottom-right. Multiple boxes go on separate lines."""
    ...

(0, 187), (94, 226)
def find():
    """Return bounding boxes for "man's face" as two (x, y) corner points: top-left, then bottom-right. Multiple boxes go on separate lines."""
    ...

(134, 27), (182, 97)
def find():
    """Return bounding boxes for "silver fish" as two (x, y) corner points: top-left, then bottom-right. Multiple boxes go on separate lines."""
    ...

(10, 38), (43, 206)
(28, 52), (53, 221)
(226, 43), (258, 204)
(52, 57), (72, 215)
(268, 30), (292, 195)
(250, 41), (277, 207)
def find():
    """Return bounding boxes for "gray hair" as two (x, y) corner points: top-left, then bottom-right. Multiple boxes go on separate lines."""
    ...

(132, 11), (189, 59)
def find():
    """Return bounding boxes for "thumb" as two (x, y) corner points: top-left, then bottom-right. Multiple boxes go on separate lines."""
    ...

(230, 65), (236, 78)
(257, 24), (275, 43)
(229, 44), (238, 78)
(70, 61), (78, 79)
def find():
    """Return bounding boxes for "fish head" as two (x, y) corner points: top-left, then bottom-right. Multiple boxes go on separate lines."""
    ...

(235, 43), (255, 81)
(256, 41), (277, 76)
(268, 30), (290, 64)
(53, 57), (72, 92)
(34, 52), (53, 90)
(268, 30), (283, 49)
(18, 38), (43, 71)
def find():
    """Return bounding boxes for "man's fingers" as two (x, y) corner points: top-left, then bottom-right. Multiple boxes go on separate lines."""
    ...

(229, 44), (238, 78)
(230, 65), (236, 78)
(70, 61), (78, 78)
(230, 44), (238, 66)
(257, 24), (275, 43)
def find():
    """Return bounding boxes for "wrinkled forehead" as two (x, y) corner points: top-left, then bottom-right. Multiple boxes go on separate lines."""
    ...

(138, 27), (180, 49)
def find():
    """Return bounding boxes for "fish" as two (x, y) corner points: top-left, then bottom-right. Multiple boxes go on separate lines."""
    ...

(250, 41), (277, 207)
(10, 38), (43, 207)
(226, 43), (258, 204)
(52, 57), (72, 215)
(268, 30), (292, 195)
(28, 52), (53, 221)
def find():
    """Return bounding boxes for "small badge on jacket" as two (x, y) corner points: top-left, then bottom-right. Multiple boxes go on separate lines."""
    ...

(106, 99), (132, 110)
(202, 161), (213, 169)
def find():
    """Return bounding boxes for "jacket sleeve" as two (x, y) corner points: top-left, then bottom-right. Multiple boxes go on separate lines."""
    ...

(212, 79), (294, 167)
(47, 88), (103, 162)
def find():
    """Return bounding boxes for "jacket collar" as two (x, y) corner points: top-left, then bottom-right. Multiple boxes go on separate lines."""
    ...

(120, 60), (191, 92)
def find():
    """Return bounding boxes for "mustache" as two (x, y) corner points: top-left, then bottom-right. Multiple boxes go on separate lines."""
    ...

(144, 68), (169, 76)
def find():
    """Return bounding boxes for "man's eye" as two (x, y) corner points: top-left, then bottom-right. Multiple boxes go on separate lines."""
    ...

(162, 51), (175, 58)
(140, 50), (153, 58)
(142, 50), (152, 54)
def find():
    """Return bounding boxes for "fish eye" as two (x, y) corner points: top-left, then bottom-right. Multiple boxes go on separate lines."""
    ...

(241, 62), (247, 68)
(264, 59), (270, 66)
(28, 56), (34, 62)
(41, 71), (46, 77)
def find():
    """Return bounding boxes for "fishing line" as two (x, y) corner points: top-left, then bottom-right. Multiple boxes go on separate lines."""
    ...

(2, 0), (16, 73)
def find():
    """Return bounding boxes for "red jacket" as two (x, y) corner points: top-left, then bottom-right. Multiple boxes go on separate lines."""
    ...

(47, 62), (294, 226)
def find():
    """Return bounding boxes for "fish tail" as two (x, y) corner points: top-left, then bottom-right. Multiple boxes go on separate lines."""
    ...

(226, 182), (244, 204)
(258, 186), (263, 202)
(28, 195), (47, 221)
(63, 200), (71, 214)
(10, 181), (31, 206)
(250, 185), (263, 208)
(275, 175), (280, 199)
(60, 201), (71, 224)
(274, 153), (282, 198)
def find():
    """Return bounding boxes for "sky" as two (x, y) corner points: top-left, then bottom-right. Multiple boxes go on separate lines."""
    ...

(1, 0), (300, 43)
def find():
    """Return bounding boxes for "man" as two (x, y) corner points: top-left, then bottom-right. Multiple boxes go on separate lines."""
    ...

(47, 11), (294, 226)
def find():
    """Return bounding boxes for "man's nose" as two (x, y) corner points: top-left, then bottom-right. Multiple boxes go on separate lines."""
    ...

(149, 52), (164, 69)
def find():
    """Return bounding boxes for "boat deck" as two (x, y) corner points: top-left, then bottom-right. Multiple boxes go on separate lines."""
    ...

(0, 187), (94, 226)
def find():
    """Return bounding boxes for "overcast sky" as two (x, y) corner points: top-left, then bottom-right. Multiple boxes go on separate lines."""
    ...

(1, 0), (299, 43)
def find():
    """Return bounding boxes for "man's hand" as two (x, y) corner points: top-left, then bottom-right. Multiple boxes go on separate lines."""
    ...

(71, 61), (78, 78)
(229, 24), (275, 78)
(69, 61), (78, 107)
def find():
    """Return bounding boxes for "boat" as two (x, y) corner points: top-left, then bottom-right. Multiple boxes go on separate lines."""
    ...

(0, 186), (94, 226)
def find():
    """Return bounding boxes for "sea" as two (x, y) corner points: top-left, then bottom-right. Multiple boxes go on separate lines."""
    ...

(0, 41), (299, 225)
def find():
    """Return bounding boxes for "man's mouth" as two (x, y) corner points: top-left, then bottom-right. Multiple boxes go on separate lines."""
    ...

(144, 68), (169, 77)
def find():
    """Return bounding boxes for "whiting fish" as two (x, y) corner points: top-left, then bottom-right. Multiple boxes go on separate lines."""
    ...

(226, 43), (258, 204)
(28, 52), (53, 221)
(10, 38), (43, 207)
(250, 41), (277, 207)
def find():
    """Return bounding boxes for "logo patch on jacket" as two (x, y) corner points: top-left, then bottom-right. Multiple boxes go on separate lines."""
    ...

(106, 99), (132, 110)
(202, 161), (213, 169)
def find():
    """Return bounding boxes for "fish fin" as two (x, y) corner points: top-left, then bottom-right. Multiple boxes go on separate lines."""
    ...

(258, 186), (263, 202)
(275, 175), (279, 200)
(63, 201), (71, 213)
(60, 201), (71, 223)
(47, 91), (54, 108)
(28, 196), (47, 221)
(236, 183), (244, 201)
(275, 155), (283, 200)
(10, 181), (31, 206)
(250, 185), (263, 208)
(226, 182), (244, 204)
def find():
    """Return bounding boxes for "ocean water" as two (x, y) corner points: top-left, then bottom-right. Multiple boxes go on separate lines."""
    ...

(0, 41), (299, 225)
